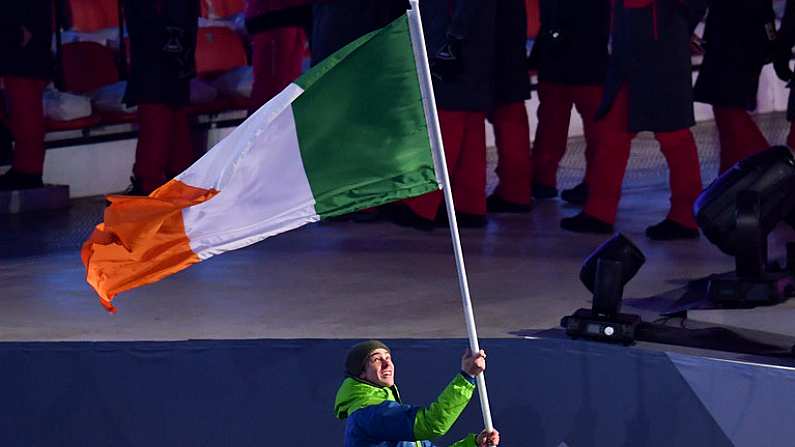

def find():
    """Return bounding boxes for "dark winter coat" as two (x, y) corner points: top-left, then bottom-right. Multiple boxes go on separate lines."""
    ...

(122, 0), (200, 107)
(530, 0), (611, 85)
(494, 0), (531, 104)
(421, 0), (496, 112)
(244, 0), (314, 36)
(779, 0), (795, 120)
(310, 0), (407, 65)
(693, 0), (776, 110)
(0, 2), (54, 80)
(598, 0), (707, 132)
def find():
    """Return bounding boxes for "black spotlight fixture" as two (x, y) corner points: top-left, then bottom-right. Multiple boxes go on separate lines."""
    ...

(561, 234), (645, 345)
(694, 146), (795, 307)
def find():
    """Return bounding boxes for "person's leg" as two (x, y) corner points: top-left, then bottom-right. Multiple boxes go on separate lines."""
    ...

(403, 109), (466, 221)
(531, 81), (573, 194)
(490, 101), (532, 206)
(250, 27), (306, 110)
(653, 128), (702, 231)
(165, 106), (195, 179)
(572, 84), (604, 188)
(558, 85), (605, 205)
(452, 111), (488, 217)
(579, 86), (634, 225)
(5, 77), (47, 177)
(133, 103), (174, 194)
(713, 106), (769, 174)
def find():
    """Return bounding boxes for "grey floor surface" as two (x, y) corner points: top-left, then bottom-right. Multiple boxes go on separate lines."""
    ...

(0, 114), (793, 343)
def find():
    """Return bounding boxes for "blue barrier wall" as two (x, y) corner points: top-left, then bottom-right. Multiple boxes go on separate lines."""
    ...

(0, 338), (792, 446)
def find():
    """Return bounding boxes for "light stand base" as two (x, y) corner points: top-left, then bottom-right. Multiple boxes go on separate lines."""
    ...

(706, 270), (795, 308)
(561, 308), (641, 345)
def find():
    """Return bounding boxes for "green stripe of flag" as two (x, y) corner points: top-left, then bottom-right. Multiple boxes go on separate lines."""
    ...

(292, 15), (438, 218)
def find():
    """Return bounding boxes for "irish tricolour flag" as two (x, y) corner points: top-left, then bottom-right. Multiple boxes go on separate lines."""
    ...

(82, 16), (440, 312)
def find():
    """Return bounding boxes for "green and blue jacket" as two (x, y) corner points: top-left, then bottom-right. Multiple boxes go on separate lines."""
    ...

(334, 373), (479, 447)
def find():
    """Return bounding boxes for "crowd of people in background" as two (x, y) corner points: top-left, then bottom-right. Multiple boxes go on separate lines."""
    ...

(2, 0), (795, 242)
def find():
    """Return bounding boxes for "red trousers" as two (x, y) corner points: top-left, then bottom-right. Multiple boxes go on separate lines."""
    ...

(3, 77), (47, 175)
(584, 87), (702, 228)
(404, 109), (487, 219)
(250, 27), (306, 110)
(133, 104), (194, 193)
(713, 106), (768, 174)
(491, 101), (531, 204)
(532, 81), (602, 189)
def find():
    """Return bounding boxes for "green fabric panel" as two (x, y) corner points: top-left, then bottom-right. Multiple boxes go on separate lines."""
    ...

(293, 30), (377, 91)
(412, 374), (476, 441)
(292, 16), (438, 218)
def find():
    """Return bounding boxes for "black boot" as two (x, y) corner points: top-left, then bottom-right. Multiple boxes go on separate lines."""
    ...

(486, 195), (533, 213)
(532, 183), (558, 199)
(561, 182), (588, 205)
(0, 169), (43, 191)
(123, 176), (149, 196)
(386, 203), (435, 232)
(0, 123), (13, 166)
(435, 208), (487, 228)
(560, 212), (614, 234)
(645, 219), (700, 241)
(456, 212), (487, 228)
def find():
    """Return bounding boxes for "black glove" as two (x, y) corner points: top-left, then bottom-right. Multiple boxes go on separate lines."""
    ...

(429, 35), (463, 81)
(773, 40), (795, 83)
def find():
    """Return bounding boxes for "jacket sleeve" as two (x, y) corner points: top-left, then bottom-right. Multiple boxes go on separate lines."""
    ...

(446, 0), (484, 40)
(413, 373), (477, 440)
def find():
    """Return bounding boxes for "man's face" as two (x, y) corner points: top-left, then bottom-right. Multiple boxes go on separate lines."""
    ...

(359, 348), (395, 387)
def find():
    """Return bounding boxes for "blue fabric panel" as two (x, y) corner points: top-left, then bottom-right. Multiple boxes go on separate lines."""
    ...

(348, 401), (418, 446)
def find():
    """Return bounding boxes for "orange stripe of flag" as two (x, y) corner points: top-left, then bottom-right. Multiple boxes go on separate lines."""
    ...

(81, 180), (218, 312)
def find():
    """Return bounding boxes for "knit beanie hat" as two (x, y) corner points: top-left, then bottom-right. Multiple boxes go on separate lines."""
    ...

(345, 340), (390, 376)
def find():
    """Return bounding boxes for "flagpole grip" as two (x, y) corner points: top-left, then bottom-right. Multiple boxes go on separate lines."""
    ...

(406, 0), (495, 439)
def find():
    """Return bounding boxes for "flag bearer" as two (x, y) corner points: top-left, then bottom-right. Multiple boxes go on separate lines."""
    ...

(334, 340), (500, 447)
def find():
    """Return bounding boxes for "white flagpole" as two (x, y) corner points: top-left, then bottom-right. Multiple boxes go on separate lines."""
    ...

(406, 0), (495, 438)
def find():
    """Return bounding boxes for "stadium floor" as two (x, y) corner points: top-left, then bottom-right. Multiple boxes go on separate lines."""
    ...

(0, 113), (793, 344)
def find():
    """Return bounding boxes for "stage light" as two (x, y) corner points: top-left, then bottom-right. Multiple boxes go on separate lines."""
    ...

(580, 233), (647, 298)
(694, 146), (795, 307)
(561, 234), (645, 345)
